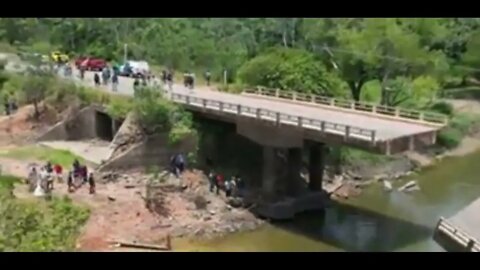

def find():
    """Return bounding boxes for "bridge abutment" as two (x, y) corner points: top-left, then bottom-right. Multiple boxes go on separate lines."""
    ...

(308, 142), (325, 191)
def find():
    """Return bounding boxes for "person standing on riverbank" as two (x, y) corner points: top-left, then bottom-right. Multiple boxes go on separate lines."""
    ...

(215, 173), (224, 195)
(208, 170), (216, 193)
(225, 178), (232, 197)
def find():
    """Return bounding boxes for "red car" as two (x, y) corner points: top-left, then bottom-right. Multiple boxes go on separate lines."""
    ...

(75, 57), (107, 71)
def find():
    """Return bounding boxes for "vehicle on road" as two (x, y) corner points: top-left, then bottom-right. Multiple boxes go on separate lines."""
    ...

(50, 51), (69, 64)
(119, 60), (150, 78)
(75, 57), (107, 71)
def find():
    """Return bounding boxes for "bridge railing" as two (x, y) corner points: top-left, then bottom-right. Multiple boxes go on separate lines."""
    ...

(170, 93), (377, 144)
(244, 88), (448, 126)
(436, 217), (480, 252)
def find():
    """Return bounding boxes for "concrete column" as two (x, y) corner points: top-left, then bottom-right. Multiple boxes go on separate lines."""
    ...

(262, 146), (277, 198)
(286, 148), (303, 196)
(309, 143), (325, 191)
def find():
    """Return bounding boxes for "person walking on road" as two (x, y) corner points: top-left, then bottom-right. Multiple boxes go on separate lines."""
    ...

(208, 170), (216, 193)
(204, 70), (211, 86)
(93, 73), (101, 86)
(111, 73), (119, 92)
(166, 71), (173, 91)
(161, 70), (167, 85)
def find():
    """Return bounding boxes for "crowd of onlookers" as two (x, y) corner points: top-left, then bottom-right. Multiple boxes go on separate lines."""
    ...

(170, 153), (244, 198)
(28, 160), (96, 197)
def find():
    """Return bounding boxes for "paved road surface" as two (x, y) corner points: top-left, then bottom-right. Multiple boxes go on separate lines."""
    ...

(74, 70), (436, 141)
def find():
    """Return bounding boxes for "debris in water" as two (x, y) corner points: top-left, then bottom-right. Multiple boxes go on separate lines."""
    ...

(398, 180), (419, 193)
(383, 180), (393, 192)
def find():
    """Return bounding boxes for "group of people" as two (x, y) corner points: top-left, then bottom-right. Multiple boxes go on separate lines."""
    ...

(208, 172), (244, 198)
(27, 159), (96, 197)
(93, 66), (119, 91)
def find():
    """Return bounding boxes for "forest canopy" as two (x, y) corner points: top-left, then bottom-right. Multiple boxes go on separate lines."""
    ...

(2, 18), (480, 106)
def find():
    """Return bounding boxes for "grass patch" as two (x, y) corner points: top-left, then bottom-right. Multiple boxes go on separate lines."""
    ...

(0, 146), (85, 167)
(0, 175), (20, 191)
(342, 148), (395, 165)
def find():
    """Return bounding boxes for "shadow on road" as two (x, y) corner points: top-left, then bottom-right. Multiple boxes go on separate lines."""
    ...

(271, 199), (434, 252)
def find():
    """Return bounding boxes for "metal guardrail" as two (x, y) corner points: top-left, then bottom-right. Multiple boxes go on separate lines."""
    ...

(51, 69), (378, 144)
(436, 217), (480, 252)
(244, 88), (448, 126)
(170, 93), (377, 144)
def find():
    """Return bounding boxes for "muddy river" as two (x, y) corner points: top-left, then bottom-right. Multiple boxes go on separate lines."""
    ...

(175, 150), (480, 252)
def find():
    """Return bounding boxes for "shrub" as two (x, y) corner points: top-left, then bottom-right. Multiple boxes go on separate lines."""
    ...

(437, 113), (480, 149)
(430, 101), (454, 116)
(0, 175), (89, 251)
(237, 47), (348, 96)
(437, 128), (463, 149)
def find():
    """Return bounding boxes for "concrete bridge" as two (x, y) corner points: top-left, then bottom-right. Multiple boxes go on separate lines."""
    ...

(434, 198), (480, 252)
(69, 71), (447, 199)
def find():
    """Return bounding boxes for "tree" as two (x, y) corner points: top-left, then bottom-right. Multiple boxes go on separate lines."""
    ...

(237, 47), (348, 97)
(21, 75), (51, 120)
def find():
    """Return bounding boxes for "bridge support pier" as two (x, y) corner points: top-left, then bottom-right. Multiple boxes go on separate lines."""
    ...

(262, 146), (278, 199)
(308, 142), (325, 191)
(286, 148), (303, 196)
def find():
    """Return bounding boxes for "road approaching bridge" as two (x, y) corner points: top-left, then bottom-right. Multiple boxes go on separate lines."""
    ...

(75, 70), (446, 155)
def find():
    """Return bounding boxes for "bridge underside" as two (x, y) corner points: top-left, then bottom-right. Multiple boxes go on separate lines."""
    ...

(186, 105), (439, 155)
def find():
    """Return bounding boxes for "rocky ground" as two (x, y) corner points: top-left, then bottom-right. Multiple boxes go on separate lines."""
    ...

(2, 159), (263, 251)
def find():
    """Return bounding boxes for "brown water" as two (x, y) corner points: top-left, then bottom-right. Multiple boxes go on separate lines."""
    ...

(175, 150), (480, 252)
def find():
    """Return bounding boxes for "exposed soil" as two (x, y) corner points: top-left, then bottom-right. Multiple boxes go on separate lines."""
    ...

(1, 156), (262, 251)
(0, 103), (59, 147)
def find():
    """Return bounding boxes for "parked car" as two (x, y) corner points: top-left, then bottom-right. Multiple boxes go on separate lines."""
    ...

(75, 57), (107, 71)
(50, 51), (69, 63)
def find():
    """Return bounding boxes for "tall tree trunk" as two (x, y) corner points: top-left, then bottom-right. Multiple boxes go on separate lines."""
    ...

(347, 79), (366, 101)
(282, 31), (288, 47)
(379, 70), (390, 105)
(33, 98), (39, 120)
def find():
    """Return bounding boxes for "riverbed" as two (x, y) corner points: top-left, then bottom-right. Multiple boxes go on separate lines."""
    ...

(174, 150), (480, 252)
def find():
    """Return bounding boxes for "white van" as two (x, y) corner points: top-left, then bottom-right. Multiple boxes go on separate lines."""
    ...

(127, 60), (150, 77)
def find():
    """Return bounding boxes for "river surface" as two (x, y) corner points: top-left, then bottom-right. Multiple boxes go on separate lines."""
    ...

(175, 150), (480, 252)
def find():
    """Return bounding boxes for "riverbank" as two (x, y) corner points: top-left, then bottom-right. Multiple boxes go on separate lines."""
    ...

(175, 146), (480, 252)
(0, 155), (263, 251)
(327, 132), (480, 200)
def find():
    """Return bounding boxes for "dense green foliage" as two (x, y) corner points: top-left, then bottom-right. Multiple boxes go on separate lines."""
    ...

(0, 175), (89, 251)
(132, 87), (196, 144)
(1, 18), (480, 103)
(437, 113), (480, 149)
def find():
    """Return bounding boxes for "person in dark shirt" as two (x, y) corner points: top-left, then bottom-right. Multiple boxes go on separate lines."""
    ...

(204, 71), (211, 86)
(94, 73), (100, 86)
(88, 172), (96, 194)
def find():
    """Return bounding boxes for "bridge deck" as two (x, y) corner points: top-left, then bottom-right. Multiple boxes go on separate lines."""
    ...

(176, 88), (437, 141)
(75, 71), (439, 144)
